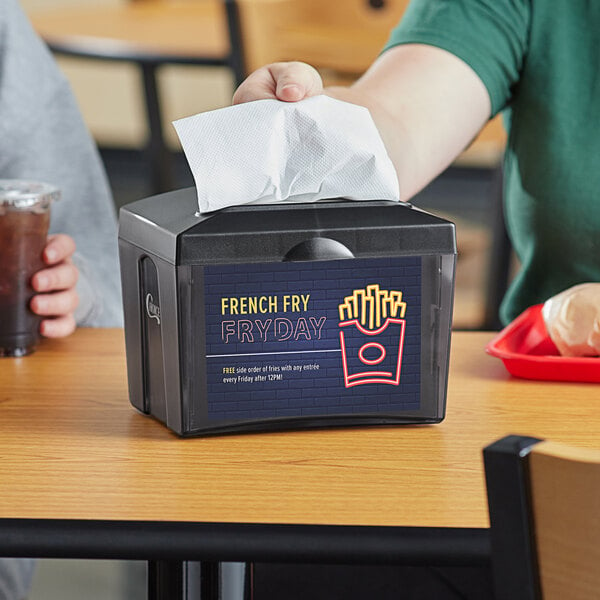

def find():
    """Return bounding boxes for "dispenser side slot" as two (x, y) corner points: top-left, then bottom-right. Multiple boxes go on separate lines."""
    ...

(139, 256), (167, 421)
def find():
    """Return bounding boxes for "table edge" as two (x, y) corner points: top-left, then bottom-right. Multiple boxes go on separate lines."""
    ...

(0, 518), (490, 566)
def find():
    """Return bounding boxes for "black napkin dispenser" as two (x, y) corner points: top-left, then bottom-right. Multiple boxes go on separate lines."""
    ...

(118, 188), (456, 436)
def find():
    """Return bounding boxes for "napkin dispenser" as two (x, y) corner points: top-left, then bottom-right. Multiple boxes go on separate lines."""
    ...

(118, 188), (456, 436)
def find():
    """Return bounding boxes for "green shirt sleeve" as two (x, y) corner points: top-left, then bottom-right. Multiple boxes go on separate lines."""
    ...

(384, 0), (531, 116)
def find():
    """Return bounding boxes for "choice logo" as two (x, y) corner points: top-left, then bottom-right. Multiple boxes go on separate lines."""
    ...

(338, 284), (406, 387)
(145, 293), (161, 325)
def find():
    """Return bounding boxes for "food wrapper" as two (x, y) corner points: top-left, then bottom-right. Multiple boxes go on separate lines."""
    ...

(542, 283), (600, 357)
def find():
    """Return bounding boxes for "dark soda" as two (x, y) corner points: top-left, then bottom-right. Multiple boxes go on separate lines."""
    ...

(0, 182), (54, 356)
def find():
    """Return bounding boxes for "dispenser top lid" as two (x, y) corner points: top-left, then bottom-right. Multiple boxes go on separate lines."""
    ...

(118, 187), (456, 265)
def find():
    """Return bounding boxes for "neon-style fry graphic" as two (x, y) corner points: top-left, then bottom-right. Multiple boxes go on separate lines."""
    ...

(338, 285), (407, 387)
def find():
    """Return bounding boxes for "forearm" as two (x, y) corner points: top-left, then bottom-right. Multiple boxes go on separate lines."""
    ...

(325, 44), (492, 201)
(232, 45), (492, 201)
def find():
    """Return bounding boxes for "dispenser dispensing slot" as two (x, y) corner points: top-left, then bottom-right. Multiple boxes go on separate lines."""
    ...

(283, 238), (355, 262)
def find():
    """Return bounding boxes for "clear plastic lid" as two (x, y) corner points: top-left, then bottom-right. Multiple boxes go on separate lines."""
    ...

(0, 179), (60, 212)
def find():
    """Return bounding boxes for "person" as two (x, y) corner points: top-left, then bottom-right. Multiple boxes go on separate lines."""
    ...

(1, 1), (123, 598)
(1, 0), (122, 336)
(232, 0), (600, 344)
(231, 0), (600, 597)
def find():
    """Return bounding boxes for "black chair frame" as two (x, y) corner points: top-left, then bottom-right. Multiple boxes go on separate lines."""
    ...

(483, 434), (544, 600)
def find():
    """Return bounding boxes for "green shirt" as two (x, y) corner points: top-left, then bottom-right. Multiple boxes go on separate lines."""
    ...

(385, 0), (600, 324)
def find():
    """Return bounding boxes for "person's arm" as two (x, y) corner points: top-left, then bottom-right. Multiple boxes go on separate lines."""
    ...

(0, 0), (123, 333)
(233, 44), (491, 201)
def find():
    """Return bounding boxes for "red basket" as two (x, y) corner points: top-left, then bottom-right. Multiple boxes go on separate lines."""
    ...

(486, 304), (600, 382)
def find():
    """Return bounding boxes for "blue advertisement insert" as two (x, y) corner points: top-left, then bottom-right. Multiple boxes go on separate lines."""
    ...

(203, 256), (422, 422)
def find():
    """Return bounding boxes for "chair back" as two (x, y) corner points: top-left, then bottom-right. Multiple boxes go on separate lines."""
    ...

(484, 435), (600, 600)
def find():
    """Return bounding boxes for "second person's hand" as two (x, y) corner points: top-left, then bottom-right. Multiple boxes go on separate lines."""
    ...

(232, 61), (323, 105)
(30, 233), (80, 338)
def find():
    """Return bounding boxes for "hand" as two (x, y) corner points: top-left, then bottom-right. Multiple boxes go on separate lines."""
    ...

(542, 283), (600, 357)
(232, 47), (491, 202)
(30, 234), (79, 338)
(232, 61), (323, 105)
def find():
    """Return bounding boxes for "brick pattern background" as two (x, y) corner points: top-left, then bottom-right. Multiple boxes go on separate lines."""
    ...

(203, 257), (422, 421)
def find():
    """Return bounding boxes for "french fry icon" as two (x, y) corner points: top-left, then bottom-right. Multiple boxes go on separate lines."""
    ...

(338, 285), (406, 387)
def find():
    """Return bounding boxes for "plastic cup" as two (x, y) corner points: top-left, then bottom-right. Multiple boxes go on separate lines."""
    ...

(0, 180), (60, 357)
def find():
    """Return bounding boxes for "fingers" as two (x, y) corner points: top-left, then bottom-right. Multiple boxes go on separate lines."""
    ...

(39, 314), (77, 339)
(272, 62), (324, 101)
(31, 262), (78, 294)
(232, 65), (279, 104)
(31, 233), (80, 339)
(43, 233), (76, 265)
(233, 62), (323, 105)
(30, 266), (80, 335)
(30, 288), (79, 319)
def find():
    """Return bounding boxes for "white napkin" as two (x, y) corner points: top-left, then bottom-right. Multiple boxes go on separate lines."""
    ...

(172, 96), (400, 214)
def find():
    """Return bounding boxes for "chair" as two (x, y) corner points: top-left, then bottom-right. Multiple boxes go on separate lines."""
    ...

(483, 435), (600, 600)
(28, 0), (246, 195)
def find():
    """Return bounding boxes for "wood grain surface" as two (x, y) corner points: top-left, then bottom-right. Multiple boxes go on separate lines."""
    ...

(29, 1), (230, 60)
(1, 329), (597, 528)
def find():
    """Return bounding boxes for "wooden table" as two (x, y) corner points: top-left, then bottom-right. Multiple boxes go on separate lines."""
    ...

(1, 329), (598, 597)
